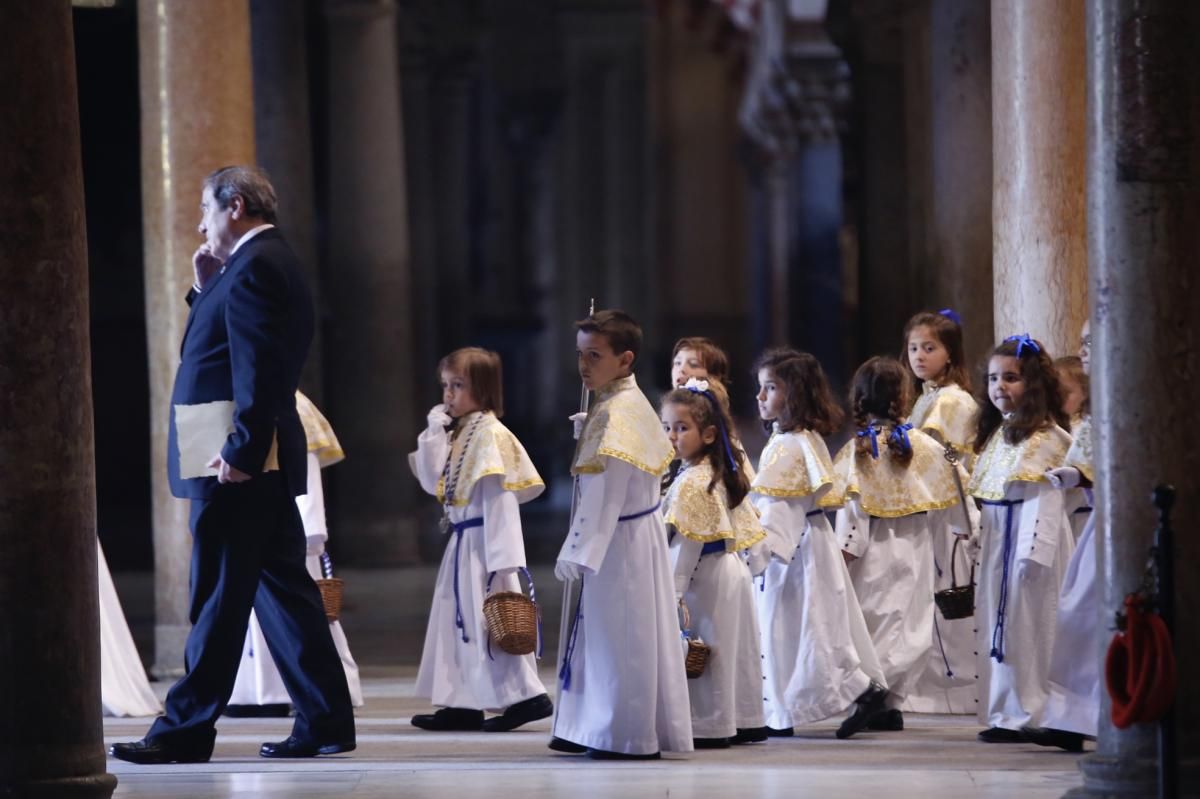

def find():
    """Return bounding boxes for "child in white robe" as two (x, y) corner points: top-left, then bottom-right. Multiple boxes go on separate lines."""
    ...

(1025, 322), (1098, 752)
(661, 378), (767, 748)
(410, 348), (552, 732)
(227, 391), (364, 713)
(900, 310), (981, 717)
(1054, 354), (1093, 543)
(832, 357), (963, 732)
(969, 334), (1074, 743)
(747, 347), (887, 739)
(668, 337), (756, 483)
(100, 540), (162, 718)
(551, 310), (693, 759)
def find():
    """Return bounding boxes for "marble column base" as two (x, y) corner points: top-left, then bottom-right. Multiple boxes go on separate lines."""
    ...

(3, 774), (118, 799)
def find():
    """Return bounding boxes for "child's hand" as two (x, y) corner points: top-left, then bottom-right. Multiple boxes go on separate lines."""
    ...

(555, 559), (583, 582)
(569, 412), (588, 440)
(1045, 466), (1081, 489)
(841, 550), (857, 565)
(426, 404), (452, 432)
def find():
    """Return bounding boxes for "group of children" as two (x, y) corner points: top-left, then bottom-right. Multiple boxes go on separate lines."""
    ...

(406, 306), (1099, 758)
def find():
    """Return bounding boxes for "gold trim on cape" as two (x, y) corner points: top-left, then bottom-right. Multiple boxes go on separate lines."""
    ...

(296, 390), (344, 468)
(1065, 415), (1094, 483)
(437, 411), (545, 506)
(751, 428), (836, 506)
(829, 425), (960, 518)
(968, 424), (1072, 501)
(909, 382), (978, 455)
(572, 375), (674, 477)
(663, 462), (766, 551)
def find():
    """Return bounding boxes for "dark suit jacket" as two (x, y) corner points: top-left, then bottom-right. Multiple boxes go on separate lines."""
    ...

(166, 228), (314, 500)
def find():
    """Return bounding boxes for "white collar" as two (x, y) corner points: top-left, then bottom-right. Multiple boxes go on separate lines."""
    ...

(230, 223), (275, 257)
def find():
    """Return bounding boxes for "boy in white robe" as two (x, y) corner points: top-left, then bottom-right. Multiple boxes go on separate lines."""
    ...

(551, 310), (693, 759)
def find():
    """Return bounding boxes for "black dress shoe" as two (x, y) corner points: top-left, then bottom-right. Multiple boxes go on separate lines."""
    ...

(866, 708), (904, 731)
(259, 736), (356, 758)
(977, 726), (1024, 743)
(765, 726), (794, 737)
(223, 703), (293, 718)
(109, 738), (212, 765)
(1020, 726), (1087, 752)
(693, 737), (732, 749)
(732, 726), (769, 744)
(481, 694), (554, 732)
(411, 707), (485, 731)
(837, 681), (889, 740)
(548, 736), (587, 753)
(587, 748), (661, 760)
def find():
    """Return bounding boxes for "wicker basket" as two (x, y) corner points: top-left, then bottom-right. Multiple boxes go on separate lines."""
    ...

(316, 577), (344, 622)
(482, 568), (540, 656)
(678, 600), (711, 679)
(934, 537), (975, 621)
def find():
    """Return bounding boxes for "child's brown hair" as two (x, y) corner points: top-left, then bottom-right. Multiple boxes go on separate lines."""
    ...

(1054, 355), (1089, 416)
(575, 309), (641, 364)
(974, 335), (1068, 452)
(438, 347), (504, 418)
(661, 378), (750, 508)
(901, 310), (972, 398)
(671, 337), (731, 384)
(753, 348), (844, 436)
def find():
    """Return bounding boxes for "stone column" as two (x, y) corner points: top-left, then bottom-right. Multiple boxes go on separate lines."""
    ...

(1074, 1), (1200, 795)
(991, 0), (1088, 354)
(138, 0), (256, 676)
(928, 0), (993, 366)
(0, 2), (116, 796)
(322, 0), (418, 564)
(250, 0), (324, 402)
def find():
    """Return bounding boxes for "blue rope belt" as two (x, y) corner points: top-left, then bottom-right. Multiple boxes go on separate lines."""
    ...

(980, 499), (1024, 663)
(559, 501), (661, 691)
(451, 517), (484, 643)
(700, 540), (728, 556)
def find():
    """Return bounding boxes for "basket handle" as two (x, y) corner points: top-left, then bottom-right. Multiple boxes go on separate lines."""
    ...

(947, 536), (976, 589)
(485, 567), (542, 661)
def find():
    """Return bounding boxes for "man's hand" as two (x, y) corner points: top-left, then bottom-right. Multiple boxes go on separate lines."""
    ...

(207, 454), (251, 484)
(192, 244), (223, 290)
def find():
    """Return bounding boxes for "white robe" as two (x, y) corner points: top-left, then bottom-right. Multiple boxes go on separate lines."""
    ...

(838, 501), (955, 706)
(553, 458), (694, 754)
(229, 452), (364, 707)
(1039, 510), (1100, 735)
(670, 535), (765, 738)
(411, 427), (546, 711)
(752, 495), (885, 727)
(975, 481), (1074, 730)
(99, 540), (161, 718)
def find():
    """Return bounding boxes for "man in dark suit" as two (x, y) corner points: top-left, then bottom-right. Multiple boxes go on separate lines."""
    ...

(111, 166), (355, 763)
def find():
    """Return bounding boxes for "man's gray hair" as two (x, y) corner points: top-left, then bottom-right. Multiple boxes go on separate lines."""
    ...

(203, 165), (278, 224)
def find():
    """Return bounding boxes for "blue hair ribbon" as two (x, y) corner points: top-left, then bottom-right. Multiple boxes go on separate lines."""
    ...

(889, 422), (913, 455)
(856, 423), (880, 459)
(937, 308), (962, 326)
(1003, 333), (1040, 358)
(685, 386), (739, 473)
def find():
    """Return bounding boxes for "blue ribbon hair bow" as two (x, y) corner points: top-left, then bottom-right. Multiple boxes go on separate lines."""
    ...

(685, 385), (740, 473)
(938, 308), (962, 326)
(1004, 332), (1040, 358)
(856, 423), (880, 459)
(889, 422), (914, 454)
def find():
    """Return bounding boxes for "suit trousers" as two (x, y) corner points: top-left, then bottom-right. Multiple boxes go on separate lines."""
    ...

(148, 472), (354, 747)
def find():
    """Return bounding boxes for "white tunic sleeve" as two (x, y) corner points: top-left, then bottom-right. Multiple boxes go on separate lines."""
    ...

(478, 473), (527, 574)
(755, 494), (811, 561)
(834, 498), (871, 558)
(409, 425), (450, 497)
(1016, 481), (1070, 568)
(558, 457), (633, 574)
(668, 530), (702, 600)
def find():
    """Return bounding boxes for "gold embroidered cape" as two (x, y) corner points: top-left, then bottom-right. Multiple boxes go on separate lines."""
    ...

(296, 390), (344, 468)
(572, 375), (674, 477)
(829, 425), (959, 518)
(751, 428), (836, 507)
(968, 424), (1072, 501)
(438, 411), (545, 506)
(663, 462), (766, 551)
(909, 382), (978, 455)
(1065, 415), (1094, 483)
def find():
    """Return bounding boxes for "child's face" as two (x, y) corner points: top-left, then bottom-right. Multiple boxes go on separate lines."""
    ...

(1060, 375), (1084, 417)
(671, 348), (708, 388)
(577, 330), (633, 391)
(756, 368), (787, 423)
(661, 402), (714, 464)
(1079, 320), (1090, 375)
(907, 325), (951, 382)
(987, 355), (1025, 415)
(440, 369), (483, 419)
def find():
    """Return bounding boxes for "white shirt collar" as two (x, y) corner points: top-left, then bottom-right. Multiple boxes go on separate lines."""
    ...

(230, 223), (275, 257)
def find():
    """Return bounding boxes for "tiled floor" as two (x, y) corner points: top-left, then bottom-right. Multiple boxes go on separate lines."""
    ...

(104, 567), (1087, 798)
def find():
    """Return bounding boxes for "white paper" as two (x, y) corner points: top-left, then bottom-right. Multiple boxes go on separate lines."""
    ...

(175, 400), (279, 479)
